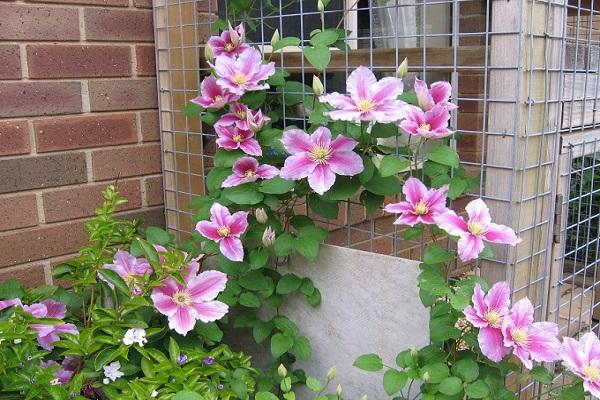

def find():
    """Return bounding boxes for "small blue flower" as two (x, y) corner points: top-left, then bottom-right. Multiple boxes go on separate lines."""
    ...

(177, 353), (188, 365)
(217, 384), (224, 390)
(203, 356), (215, 365)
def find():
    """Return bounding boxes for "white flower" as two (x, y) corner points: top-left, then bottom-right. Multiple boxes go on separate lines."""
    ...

(13, 339), (21, 344)
(151, 390), (158, 397)
(49, 378), (60, 386)
(122, 328), (147, 347)
(103, 361), (124, 382)
(103, 378), (109, 384)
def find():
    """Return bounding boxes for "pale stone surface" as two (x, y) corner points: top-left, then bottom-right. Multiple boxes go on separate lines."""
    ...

(225, 244), (429, 399)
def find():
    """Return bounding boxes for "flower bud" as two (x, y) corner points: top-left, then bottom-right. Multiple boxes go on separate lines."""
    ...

(262, 227), (276, 247)
(371, 154), (383, 168)
(396, 57), (408, 78)
(312, 75), (324, 96)
(360, 395), (368, 400)
(326, 366), (337, 381)
(271, 29), (280, 47)
(422, 371), (430, 382)
(255, 208), (268, 224)
(317, 0), (325, 12)
(277, 364), (288, 378)
(410, 348), (418, 358)
(204, 45), (214, 62)
(336, 385), (342, 396)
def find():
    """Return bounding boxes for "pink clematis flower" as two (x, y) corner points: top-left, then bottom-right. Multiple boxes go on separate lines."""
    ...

(561, 332), (600, 398)
(102, 250), (153, 294)
(463, 282), (512, 362)
(501, 298), (561, 369)
(222, 157), (279, 187)
(207, 22), (250, 59)
(399, 105), (453, 139)
(383, 177), (448, 226)
(319, 66), (406, 123)
(435, 199), (522, 262)
(214, 103), (271, 132)
(0, 298), (22, 311)
(212, 48), (275, 96)
(24, 300), (78, 351)
(151, 270), (228, 336)
(279, 127), (363, 195)
(41, 357), (80, 385)
(215, 125), (262, 156)
(414, 78), (458, 112)
(191, 76), (240, 109)
(196, 203), (249, 262)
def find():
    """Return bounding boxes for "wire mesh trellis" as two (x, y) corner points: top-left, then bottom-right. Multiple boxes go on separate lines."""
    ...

(152, 0), (600, 396)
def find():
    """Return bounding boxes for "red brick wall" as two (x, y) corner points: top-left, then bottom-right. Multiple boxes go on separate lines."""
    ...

(0, 0), (164, 287)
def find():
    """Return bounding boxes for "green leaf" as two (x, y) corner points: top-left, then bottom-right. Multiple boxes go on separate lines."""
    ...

(173, 391), (204, 400)
(294, 237), (320, 261)
(201, 111), (219, 125)
(94, 347), (121, 371)
(427, 145), (460, 169)
(268, 69), (287, 86)
(252, 320), (273, 343)
(0, 279), (24, 299)
(557, 383), (585, 400)
(404, 225), (424, 240)
(399, 92), (419, 106)
(98, 269), (129, 294)
(308, 194), (339, 219)
(259, 177), (296, 194)
(438, 377), (463, 395)
(378, 156), (411, 177)
(272, 315), (299, 337)
(222, 184), (264, 204)
(307, 287), (321, 306)
(259, 128), (283, 147)
(383, 369), (408, 396)
(530, 366), (553, 385)
(353, 354), (383, 371)
(274, 232), (295, 257)
(278, 81), (312, 106)
(239, 292), (261, 308)
(420, 363), (450, 383)
(239, 271), (270, 291)
(360, 191), (384, 214)
(322, 175), (361, 201)
(359, 154), (375, 184)
(424, 244), (454, 264)
(240, 90), (266, 109)
(255, 392), (279, 400)
(271, 333), (294, 357)
(181, 101), (203, 117)
(363, 173), (403, 196)
(448, 176), (468, 200)
(194, 322), (223, 342)
(276, 273), (302, 294)
(304, 45), (331, 71)
(145, 226), (170, 245)
(299, 278), (315, 296)
(272, 37), (301, 51)
(293, 336), (312, 361)
(372, 123), (399, 138)
(452, 359), (479, 383)
(310, 30), (339, 46)
(249, 248), (270, 270)
(297, 225), (328, 241)
(205, 167), (231, 192)
(465, 380), (490, 398)
(168, 337), (180, 363)
(214, 149), (244, 168)
(306, 377), (323, 392)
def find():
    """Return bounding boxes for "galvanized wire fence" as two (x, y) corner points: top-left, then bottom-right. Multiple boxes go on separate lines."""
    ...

(153, 0), (600, 396)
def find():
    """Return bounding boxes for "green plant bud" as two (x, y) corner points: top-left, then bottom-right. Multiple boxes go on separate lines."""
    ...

(278, 364), (288, 378)
(396, 57), (408, 78)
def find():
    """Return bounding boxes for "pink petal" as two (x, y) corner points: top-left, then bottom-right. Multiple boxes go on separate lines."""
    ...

(209, 203), (230, 227)
(169, 307), (197, 336)
(221, 174), (247, 188)
(370, 77), (404, 103)
(23, 303), (48, 318)
(581, 332), (600, 361)
(232, 157), (259, 176)
(281, 129), (313, 153)
(326, 109), (364, 123)
(239, 138), (262, 156)
(508, 298), (535, 328)
(434, 211), (469, 237)
(424, 185), (449, 212)
(457, 234), (485, 262)
(220, 236), (244, 262)
(470, 283), (488, 323)
(330, 134), (359, 153)
(464, 305), (488, 328)
(584, 380), (600, 398)
(228, 211), (249, 236)
(256, 164), (279, 179)
(319, 92), (356, 110)
(214, 113), (241, 128)
(403, 177), (428, 205)
(526, 324), (561, 363)
(188, 270), (228, 301)
(38, 333), (60, 351)
(466, 198), (492, 225)
(327, 151), (363, 176)
(216, 136), (240, 150)
(479, 326), (510, 362)
(484, 223), (521, 246)
(253, 62), (276, 82)
(0, 298), (22, 311)
(151, 292), (178, 317)
(414, 78), (435, 111)
(371, 101), (407, 123)
(347, 66), (377, 99)
(514, 346), (533, 370)
(196, 220), (222, 241)
(29, 323), (55, 338)
(485, 281), (511, 312)
(311, 127), (332, 148)
(426, 106), (452, 131)
(193, 300), (229, 323)
(384, 201), (413, 214)
(280, 154), (316, 180)
(308, 164), (336, 195)
(561, 337), (586, 376)
(430, 81), (452, 105)
(54, 322), (78, 335)
(395, 213), (420, 226)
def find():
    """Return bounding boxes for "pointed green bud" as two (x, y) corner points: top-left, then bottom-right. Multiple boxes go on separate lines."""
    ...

(312, 75), (324, 96)
(396, 58), (408, 78)
(277, 364), (288, 378)
(271, 29), (280, 47)
(326, 366), (337, 380)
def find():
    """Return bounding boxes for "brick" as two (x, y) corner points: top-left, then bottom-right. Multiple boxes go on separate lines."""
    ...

(144, 176), (163, 206)
(0, 194), (38, 232)
(197, 1), (216, 12)
(43, 179), (141, 223)
(0, 220), (88, 268)
(85, 9), (153, 42)
(0, 45), (21, 80)
(140, 110), (160, 141)
(92, 143), (162, 180)
(35, 113), (137, 152)
(27, 0), (128, 6)
(88, 79), (157, 112)
(27, 45), (131, 79)
(135, 45), (156, 76)
(134, 0), (152, 8)
(0, 264), (46, 288)
(458, 74), (484, 95)
(459, 1), (486, 17)
(457, 112), (484, 131)
(0, 82), (82, 118)
(118, 206), (165, 228)
(0, 4), (79, 41)
(0, 153), (87, 194)
(0, 120), (30, 156)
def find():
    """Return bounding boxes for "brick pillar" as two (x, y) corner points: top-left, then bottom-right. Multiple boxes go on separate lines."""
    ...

(0, 1), (163, 286)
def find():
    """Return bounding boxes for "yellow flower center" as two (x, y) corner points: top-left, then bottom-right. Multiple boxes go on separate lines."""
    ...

(236, 110), (247, 119)
(232, 73), (248, 85)
(356, 99), (375, 112)
(310, 146), (332, 163)
(583, 364), (600, 381)
(224, 43), (235, 52)
(419, 123), (431, 132)
(217, 226), (231, 237)
(233, 134), (244, 143)
(172, 290), (193, 306)
(213, 95), (223, 102)
(244, 169), (255, 177)
(468, 221), (486, 236)
(511, 328), (528, 345)
(484, 310), (502, 328)
(414, 201), (429, 215)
